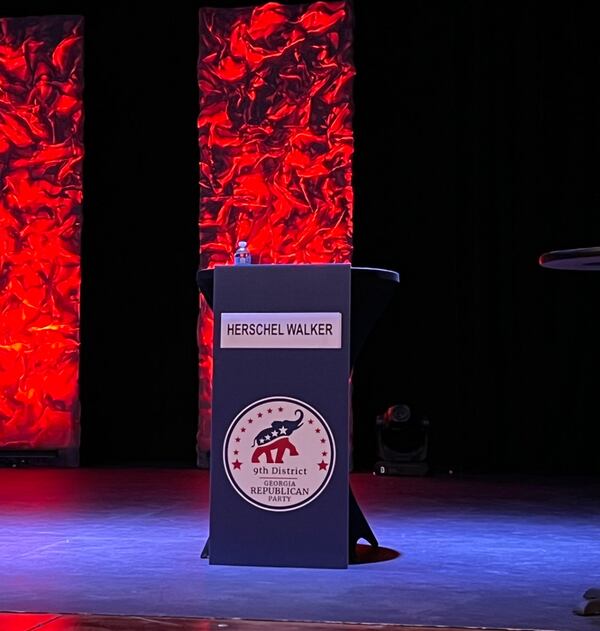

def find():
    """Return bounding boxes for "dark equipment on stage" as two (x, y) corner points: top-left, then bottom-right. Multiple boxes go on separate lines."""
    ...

(374, 404), (429, 476)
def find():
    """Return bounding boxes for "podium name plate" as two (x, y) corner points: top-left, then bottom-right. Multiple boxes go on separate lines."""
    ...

(210, 264), (351, 568)
(221, 312), (342, 348)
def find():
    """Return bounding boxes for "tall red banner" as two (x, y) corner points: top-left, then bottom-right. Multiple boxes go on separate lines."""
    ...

(0, 16), (83, 455)
(198, 1), (354, 461)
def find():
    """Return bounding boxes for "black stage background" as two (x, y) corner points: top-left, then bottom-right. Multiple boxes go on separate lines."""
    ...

(3, 2), (599, 473)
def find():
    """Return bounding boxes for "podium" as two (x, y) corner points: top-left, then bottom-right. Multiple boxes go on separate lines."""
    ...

(197, 264), (399, 568)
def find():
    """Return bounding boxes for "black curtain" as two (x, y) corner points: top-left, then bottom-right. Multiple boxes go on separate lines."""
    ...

(352, 1), (600, 474)
(3, 2), (599, 472)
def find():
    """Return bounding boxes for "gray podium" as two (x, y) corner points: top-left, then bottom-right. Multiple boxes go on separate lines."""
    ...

(197, 264), (399, 568)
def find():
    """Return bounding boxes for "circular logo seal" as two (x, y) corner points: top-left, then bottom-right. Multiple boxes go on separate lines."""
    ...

(223, 396), (336, 512)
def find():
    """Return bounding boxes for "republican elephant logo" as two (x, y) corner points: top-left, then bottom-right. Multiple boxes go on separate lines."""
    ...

(223, 396), (335, 512)
(251, 410), (304, 464)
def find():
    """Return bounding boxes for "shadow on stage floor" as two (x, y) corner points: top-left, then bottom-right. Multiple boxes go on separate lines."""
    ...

(0, 468), (599, 631)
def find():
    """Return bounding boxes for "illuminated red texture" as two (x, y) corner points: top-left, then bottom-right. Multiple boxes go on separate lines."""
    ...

(198, 2), (354, 456)
(0, 16), (83, 450)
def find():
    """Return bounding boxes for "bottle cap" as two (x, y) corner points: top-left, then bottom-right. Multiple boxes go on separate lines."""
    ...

(238, 241), (247, 248)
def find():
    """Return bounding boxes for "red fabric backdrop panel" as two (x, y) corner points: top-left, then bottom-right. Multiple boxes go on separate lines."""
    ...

(0, 16), (83, 450)
(198, 1), (354, 459)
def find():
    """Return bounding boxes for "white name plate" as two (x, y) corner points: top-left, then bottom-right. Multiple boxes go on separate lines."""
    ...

(220, 312), (342, 349)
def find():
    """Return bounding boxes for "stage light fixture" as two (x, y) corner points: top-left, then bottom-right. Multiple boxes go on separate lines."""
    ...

(374, 404), (429, 476)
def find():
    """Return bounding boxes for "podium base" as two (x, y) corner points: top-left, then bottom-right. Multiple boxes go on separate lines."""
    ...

(349, 487), (378, 562)
(200, 540), (209, 559)
(201, 487), (378, 565)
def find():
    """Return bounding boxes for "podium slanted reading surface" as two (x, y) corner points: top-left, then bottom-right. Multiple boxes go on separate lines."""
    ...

(197, 264), (399, 568)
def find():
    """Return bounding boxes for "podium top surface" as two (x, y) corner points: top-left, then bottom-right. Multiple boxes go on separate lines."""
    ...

(196, 265), (399, 293)
(539, 247), (600, 271)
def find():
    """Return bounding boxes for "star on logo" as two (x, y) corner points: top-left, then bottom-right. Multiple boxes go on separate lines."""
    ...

(315, 428), (321, 433)
(232, 459), (242, 470)
(235, 437), (241, 442)
(240, 427), (246, 432)
(267, 408), (273, 414)
(322, 451), (327, 457)
(247, 418), (253, 424)
(278, 407), (283, 412)
(257, 412), (263, 418)
(318, 460), (328, 471)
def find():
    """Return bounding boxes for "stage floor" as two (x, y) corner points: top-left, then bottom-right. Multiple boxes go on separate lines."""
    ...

(0, 469), (599, 631)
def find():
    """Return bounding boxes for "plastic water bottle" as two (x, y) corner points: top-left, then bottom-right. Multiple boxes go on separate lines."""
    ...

(234, 241), (251, 265)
